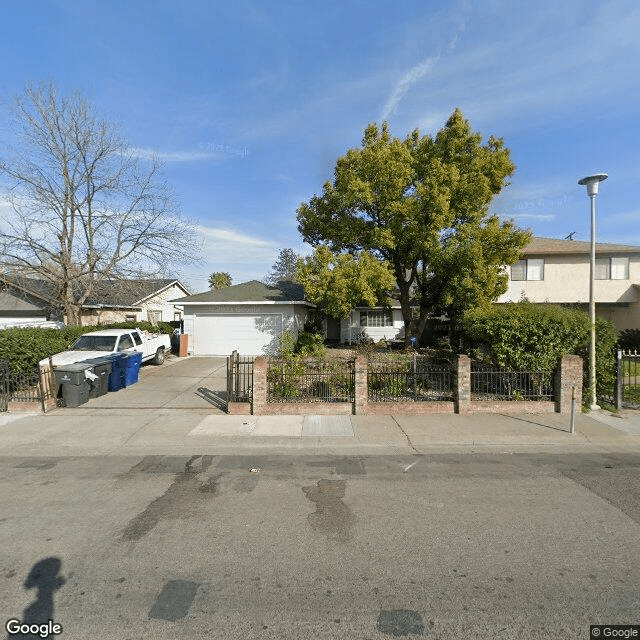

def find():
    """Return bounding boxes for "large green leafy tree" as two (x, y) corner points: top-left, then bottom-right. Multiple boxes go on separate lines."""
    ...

(297, 109), (530, 344)
(297, 245), (395, 319)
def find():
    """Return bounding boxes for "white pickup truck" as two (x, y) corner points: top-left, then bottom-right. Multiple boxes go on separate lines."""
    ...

(42, 328), (171, 367)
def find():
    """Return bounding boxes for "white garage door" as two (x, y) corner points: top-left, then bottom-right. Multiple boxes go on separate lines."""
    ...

(193, 313), (283, 356)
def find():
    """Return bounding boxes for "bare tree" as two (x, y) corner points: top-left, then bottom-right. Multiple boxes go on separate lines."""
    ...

(0, 84), (201, 324)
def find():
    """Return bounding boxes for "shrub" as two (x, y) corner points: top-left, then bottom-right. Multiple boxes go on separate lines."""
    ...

(618, 328), (640, 351)
(577, 317), (618, 399)
(462, 302), (591, 372)
(295, 331), (326, 358)
(462, 301), (617, 404)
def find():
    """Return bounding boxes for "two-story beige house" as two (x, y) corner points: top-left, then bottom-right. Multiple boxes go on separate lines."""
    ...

(496, 236), (640, 332)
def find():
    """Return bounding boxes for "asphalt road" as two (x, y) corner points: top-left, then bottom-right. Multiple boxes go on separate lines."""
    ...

(2, 452), (640, 639)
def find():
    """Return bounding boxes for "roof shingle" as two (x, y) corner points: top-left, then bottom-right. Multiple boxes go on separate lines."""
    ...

(172, 280), (306, 303)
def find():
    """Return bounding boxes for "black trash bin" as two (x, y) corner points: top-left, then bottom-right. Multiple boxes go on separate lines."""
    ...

(81, 358), (113, 398)
(54, 362), (96, 407)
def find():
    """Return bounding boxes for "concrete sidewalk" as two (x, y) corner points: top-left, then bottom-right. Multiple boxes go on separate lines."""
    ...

(1, 403), (639, 457)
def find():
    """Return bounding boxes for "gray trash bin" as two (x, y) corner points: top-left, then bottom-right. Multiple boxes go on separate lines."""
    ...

(81, 358), (112, 398)
(54, 362), (96, 407)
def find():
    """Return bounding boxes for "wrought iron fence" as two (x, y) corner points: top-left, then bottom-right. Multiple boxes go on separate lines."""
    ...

(471, 362), (553, 401)
(227, 352), (254, 403)
(368, 354), (454, 402)
(0, 360), (57, 412)
(615, 349), (640, 409)
(267, 358), (354, 403)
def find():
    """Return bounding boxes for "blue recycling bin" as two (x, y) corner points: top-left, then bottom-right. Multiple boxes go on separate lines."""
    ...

(104, 353), (127, 391)
(124, 351), (142, 386)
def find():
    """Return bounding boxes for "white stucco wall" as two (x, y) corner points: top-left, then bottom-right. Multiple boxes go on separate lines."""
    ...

(497, 255), (640, 304)
(496, 254), (640, 333)
(139, 283), (189, 322)
(340, 308), (405, 343)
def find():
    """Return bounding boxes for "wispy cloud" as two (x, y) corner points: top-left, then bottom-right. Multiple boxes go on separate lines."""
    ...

(128, 145), (248, 163)
(381, 56), (439, 122)
(380, 26), (465, 122)
(510, 213), (556, 221)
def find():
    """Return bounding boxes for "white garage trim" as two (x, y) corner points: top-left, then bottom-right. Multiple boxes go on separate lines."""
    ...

(193, 312), (284, 356)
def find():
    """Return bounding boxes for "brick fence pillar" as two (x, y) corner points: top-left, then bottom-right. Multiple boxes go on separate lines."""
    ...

(555, 354), (583, 414)
(455, 354), (471, 414)
(354, 355), (368, 415)
(252, 357), (268, 415)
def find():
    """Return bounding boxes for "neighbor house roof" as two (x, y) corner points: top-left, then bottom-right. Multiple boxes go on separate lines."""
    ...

(171, 280), (310, 305)
(86, 278), (190, 307)
(0, 276), (189, 309)
(524, 237), (640, 255)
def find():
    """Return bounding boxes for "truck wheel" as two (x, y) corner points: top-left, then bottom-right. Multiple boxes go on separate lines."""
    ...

(152, 347), (165, 365)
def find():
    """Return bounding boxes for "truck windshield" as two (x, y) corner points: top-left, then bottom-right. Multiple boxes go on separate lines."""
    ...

(71, 335), (118, 351)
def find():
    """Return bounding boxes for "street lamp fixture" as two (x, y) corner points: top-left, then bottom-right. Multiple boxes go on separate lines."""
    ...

(578, 172), (608, 411)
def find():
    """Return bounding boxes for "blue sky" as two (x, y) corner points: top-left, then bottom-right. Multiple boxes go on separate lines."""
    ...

(1, 0), (639, 292)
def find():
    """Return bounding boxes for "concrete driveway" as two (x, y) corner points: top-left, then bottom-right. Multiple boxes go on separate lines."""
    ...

(76, 355), (228, 412)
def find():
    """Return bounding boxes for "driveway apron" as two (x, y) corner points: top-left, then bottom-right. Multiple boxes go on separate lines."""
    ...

(78, 356), (227, 412)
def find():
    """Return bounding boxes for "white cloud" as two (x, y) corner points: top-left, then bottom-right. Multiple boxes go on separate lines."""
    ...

(380, 24), (465, 122)
(127, 147), (213, 162)
(186, 224), (279, 291)
(127, 145), (248, 163)
(510, 213), (556, 221)
(381, 56), (439, 122)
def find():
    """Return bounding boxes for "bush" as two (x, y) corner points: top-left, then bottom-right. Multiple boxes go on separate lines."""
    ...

(577, 317), (618, 399)
(462, 301), (618, 404)
(462, 302), (591, 372)
(0, 321), (174, 373)
(295, 331), (326, 358)
(618, 328), (640, 351)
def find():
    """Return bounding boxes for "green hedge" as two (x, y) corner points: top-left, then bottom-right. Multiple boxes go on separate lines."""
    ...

(461, 301), (617, 403)
(619, 328), (640, 351)
(576, 317), (618, 400)
(0, 322), (174, 373)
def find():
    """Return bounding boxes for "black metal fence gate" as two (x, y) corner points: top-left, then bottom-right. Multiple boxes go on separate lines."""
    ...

(616, 349), (640, 409)
(0, 359), (56, 412)
(227, 351), (254, 403)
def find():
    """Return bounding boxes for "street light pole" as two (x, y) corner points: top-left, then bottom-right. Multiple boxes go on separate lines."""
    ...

(578, 173), (608, 411)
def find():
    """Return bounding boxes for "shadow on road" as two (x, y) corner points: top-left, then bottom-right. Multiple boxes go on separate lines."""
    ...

(499, 413), (570, 433)
(196, 387), (227, 411)
(7, 557), (65, 640)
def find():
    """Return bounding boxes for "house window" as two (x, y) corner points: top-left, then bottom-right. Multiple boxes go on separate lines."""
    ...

(125, 314), (136, 322)
(596, 257), (629, 280)
(148, 310), (162, 324)
(511, 258), (544, 281)
(360, 310), (393, 327)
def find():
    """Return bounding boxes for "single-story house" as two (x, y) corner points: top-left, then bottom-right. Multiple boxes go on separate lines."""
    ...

(0, 276), (190, 327)
(81, 279), (191, 325)
(171, 280), (313, 356)
(328, 306), (405, 344)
